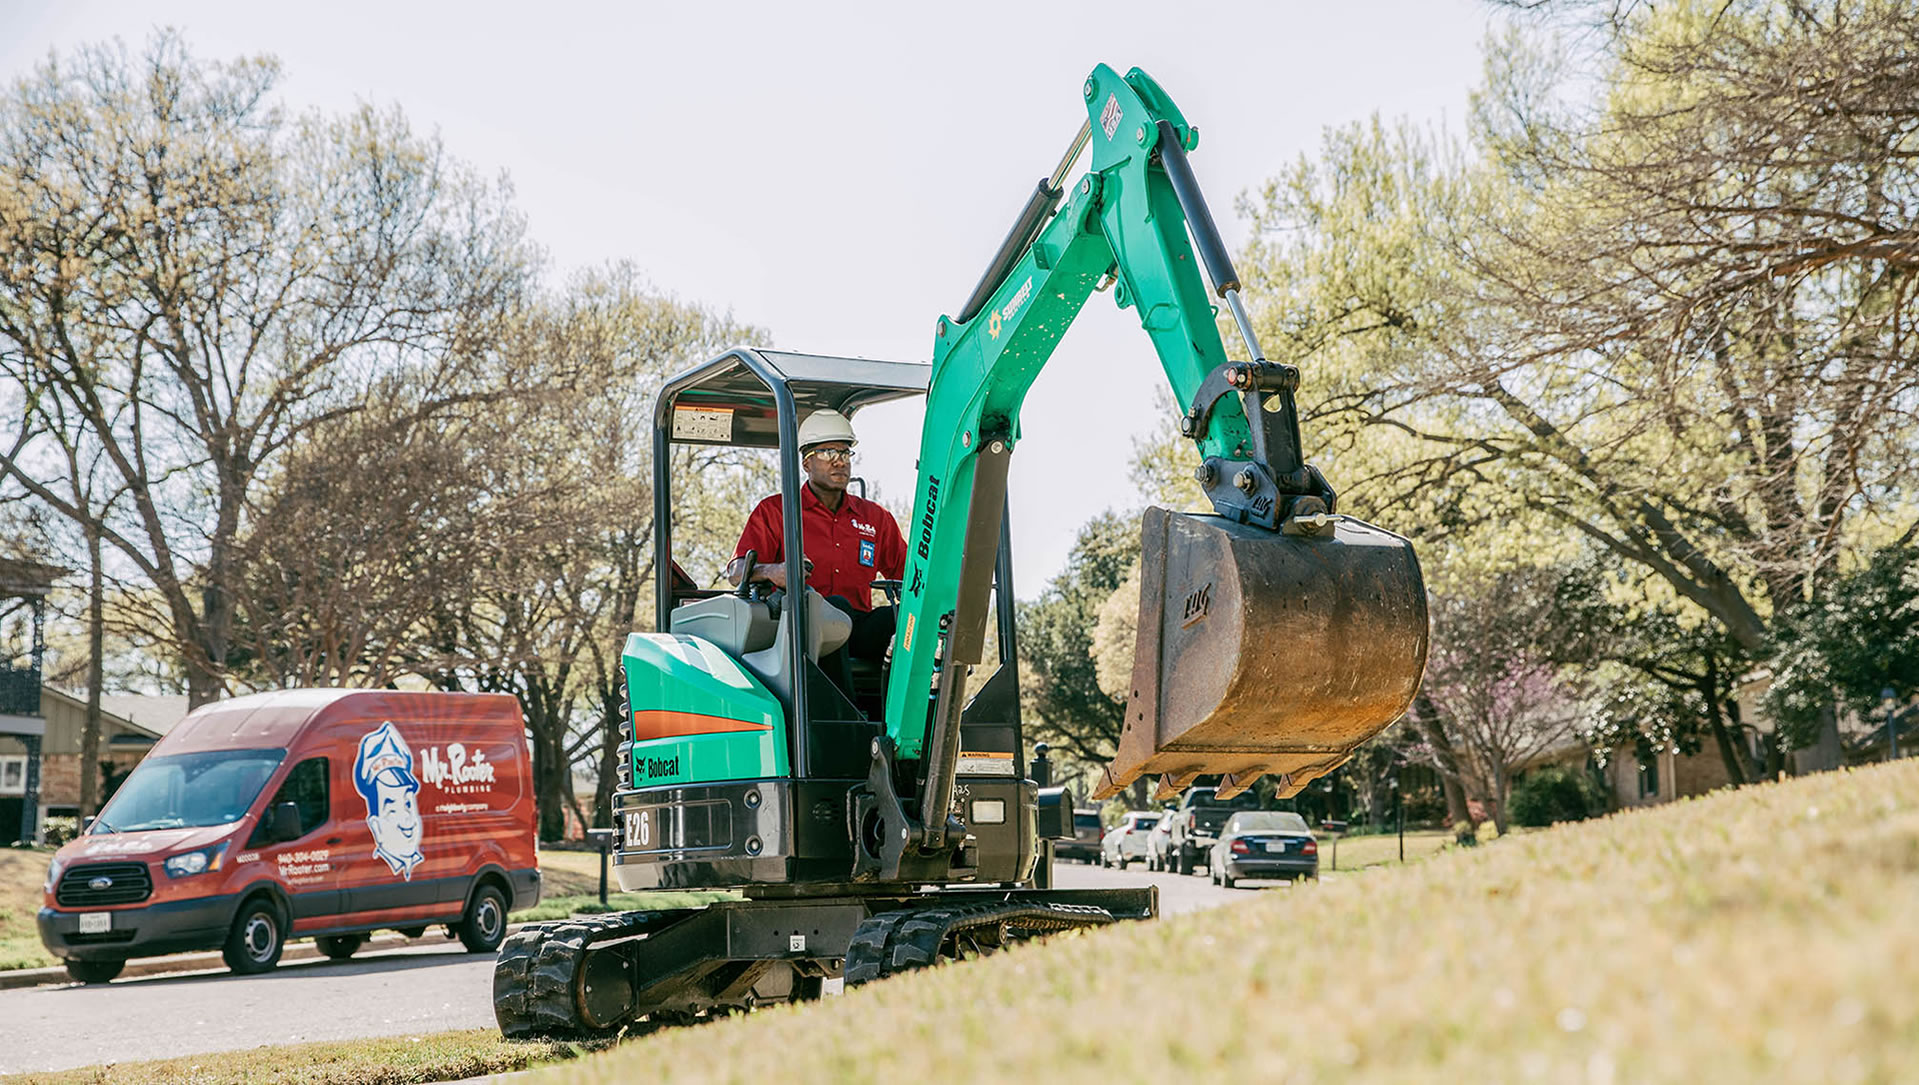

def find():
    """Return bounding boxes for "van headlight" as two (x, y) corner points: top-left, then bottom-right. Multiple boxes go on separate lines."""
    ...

(44, 856), (65, 892)
(164, 843), (228, 878)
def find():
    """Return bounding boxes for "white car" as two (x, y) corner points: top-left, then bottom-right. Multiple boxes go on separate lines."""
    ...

(1145, 811), (1178, 871)
(1099, 811), (1161, 868)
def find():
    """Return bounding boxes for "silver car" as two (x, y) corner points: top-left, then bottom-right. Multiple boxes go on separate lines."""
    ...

(1209, 810), (1318, 888)
(1099, 811), (1160, 868)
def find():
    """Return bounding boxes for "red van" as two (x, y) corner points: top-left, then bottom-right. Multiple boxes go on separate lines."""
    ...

(36, 689), (539, 983)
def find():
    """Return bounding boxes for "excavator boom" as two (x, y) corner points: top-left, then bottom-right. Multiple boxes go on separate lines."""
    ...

(883, 65), (1428, 821)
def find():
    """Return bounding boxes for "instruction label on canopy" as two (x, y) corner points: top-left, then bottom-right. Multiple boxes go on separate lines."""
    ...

(672, 406), (734, 442)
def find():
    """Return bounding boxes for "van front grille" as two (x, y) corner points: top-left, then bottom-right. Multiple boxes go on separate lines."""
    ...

(56, 862), (153, 907)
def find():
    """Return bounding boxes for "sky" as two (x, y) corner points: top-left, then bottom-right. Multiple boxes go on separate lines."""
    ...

(0, 0), (1494, 597)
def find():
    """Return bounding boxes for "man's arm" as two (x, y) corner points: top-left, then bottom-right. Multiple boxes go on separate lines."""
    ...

(729, 496), (788, 587)
(877, 508), (908, 582)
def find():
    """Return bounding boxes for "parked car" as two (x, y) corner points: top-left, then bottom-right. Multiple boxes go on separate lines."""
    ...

(1145, 812), (1177, 871)
(1209, 810), (1318, 888)
(38, 689), (540, 984)
(1055, 807), (1106, 863)
(1099, 811), (1160, 868)
(1166, 785), (1263, 875)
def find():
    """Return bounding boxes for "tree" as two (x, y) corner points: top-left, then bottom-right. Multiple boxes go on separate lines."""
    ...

(1225, 0), (1919, 770)
(1418, 567), (1587, 834)
(0, 32), (533, 706)
(1553, 562), (1764, 784)
(235, 264), (767, 839)
(1766, 544), (1919, 750)
(1018, 511), (1138, 778)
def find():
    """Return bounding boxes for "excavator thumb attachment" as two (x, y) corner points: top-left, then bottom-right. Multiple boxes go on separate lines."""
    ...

(1093, 507), (1428, 802)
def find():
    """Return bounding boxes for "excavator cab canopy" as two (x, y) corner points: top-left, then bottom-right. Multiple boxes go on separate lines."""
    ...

(655, 349), (930, 451)
(650, 348), (952, 777)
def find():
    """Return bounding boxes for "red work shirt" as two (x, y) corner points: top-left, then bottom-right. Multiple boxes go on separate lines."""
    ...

(734, 485), (907, 611)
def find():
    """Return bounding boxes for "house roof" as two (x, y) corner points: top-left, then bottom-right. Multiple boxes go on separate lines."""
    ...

(38, 687), (161, 740)
(0, 558), (67, 597)
(95, 694), (194, 738)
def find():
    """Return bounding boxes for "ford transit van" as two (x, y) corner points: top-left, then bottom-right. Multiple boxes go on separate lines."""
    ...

(37, 689), (539, 982)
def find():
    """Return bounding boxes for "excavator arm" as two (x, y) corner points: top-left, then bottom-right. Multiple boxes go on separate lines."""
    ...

(869, 65), (1427, 874)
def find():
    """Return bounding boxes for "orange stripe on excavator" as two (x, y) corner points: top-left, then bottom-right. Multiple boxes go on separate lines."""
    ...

(630, 710), (773, 742)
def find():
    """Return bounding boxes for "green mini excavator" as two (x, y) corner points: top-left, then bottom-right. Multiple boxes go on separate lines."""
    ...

(493, 63), (1429, 1036)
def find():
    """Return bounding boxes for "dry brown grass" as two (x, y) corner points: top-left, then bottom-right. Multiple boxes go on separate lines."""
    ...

(527, 761), (1919, 1084)
(0, 847), (57, 971)
(0, 1030), (594, 1084)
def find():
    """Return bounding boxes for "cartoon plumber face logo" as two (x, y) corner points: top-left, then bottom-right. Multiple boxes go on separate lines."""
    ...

(354, 722), (423, 880)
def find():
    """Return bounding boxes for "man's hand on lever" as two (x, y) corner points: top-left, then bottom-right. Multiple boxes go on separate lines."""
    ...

(726, 556), (811, 591)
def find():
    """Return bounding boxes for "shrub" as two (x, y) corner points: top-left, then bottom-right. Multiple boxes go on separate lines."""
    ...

(1510, 766), (1606, 828)
(42, 816), (81, 847)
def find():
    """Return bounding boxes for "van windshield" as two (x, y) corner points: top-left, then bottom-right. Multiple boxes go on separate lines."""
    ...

(93, 748), (287, 833)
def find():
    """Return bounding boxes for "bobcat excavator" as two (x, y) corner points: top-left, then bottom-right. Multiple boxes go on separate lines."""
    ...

(493, 63), (1428, 1037)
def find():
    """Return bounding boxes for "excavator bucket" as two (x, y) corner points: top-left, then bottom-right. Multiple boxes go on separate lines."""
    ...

(1093, 507), (1429, 802)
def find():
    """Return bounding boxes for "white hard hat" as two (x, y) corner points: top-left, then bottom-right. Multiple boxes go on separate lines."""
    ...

(797, 409), (857, 450)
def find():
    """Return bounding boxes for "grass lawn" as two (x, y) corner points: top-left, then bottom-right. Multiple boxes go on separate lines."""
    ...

(0, 1030), (600, 1085)
(513, 849), (736, 922)
(1321, 827), (1455, 872)
(512, 760), (1919, 1083)
(0, 847), (57, 971)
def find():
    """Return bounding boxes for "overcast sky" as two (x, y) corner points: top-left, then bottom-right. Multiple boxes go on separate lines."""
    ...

(1, 0), (1493, 596)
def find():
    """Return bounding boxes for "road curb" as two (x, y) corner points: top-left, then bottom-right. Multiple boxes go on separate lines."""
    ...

(1, 924), (535, 991)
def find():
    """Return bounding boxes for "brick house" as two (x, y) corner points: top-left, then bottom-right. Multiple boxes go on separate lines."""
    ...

(2, 688), (188, 841)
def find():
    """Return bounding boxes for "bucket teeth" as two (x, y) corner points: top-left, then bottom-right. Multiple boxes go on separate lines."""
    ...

(1212, 773), (1253, 801)
(1151, 772), (1201, 802)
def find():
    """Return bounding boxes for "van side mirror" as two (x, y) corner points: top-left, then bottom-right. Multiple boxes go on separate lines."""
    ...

(269, 801), (304, 843)
(82, 815), (96, 832)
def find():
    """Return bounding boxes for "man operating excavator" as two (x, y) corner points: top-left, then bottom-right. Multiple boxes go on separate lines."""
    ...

(726, 409), (906, 685)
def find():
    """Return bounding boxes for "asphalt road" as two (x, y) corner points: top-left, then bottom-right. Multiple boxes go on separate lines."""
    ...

(5, 860), (1261, 1074)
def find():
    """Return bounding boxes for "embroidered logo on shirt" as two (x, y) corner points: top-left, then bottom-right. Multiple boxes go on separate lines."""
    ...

(851, 518), (876, 536)
(859, 539), (876, 567)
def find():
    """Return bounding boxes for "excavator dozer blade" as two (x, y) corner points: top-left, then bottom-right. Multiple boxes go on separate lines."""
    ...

(1092, 507), (1428, 802)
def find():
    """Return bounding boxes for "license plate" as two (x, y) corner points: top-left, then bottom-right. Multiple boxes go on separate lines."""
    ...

(78, 912), (110, 934)
(1265, 840), (1289, 853)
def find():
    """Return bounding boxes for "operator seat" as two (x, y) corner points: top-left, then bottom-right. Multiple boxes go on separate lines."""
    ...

(669, 588), (851, 701)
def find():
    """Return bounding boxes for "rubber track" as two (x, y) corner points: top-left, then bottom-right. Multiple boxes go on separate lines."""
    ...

(493, 912), (660, 1039)
(842, 901), (1115, 986)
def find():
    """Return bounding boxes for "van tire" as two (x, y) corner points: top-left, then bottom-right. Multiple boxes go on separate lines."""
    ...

(66, 958), (124, 984)
(224, 898), (285, 975)
(458, 884), (507, 953)
(315, 934), (365, 960)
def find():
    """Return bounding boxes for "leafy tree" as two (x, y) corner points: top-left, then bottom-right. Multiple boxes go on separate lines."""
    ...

(1550, 562), (1764, 783)
(1018, 511), (1138, 778)
(1767, 544), (1919, 750)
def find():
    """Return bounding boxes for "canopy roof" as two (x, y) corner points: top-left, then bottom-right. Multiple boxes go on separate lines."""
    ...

(656, 348), (929, 449)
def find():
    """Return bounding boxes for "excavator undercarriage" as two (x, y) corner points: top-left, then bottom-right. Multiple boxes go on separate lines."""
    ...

(494, 889), (1148, 1038)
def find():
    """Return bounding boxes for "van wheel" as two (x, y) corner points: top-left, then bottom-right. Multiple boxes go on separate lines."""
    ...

(224, 899), (285, 975)
(458, 885), (507, 953)
(315, 934), (365, 960)
(66, 958), (124, 984)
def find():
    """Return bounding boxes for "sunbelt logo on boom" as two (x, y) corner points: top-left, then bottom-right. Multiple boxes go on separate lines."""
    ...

(988, 277), (1033, 340)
